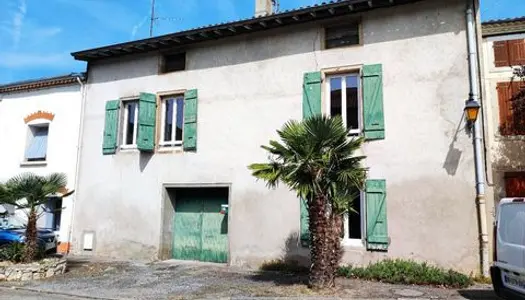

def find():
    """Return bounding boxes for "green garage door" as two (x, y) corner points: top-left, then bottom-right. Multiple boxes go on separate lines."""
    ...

(173, 188), (228, 263)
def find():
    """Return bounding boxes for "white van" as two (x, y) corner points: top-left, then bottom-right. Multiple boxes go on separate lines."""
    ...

(492, 197), (525, 299)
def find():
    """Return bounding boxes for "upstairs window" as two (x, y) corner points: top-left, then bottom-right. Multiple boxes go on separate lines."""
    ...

(160, 95), (184, 147)
(324, 23), (360, 49)
(160, 52), (186, 73)
(494, 39), (525, 67)
(497, 80), (525, 136)
(121, 100), (139, 147)
(25, 124), (49, 162)
(326, 73), (361, 135)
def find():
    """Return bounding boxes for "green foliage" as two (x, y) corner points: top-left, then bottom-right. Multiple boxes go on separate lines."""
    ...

(248, 115), (367, 214)
(0, 243), (25, 263)
(259, 259), (309, 274)
(337, 259), (473, 288)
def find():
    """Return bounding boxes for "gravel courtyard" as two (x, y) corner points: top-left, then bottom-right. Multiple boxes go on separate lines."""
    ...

(0, 257), (498, 299)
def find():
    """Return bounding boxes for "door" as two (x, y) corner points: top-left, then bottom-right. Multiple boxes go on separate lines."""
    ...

(172, 188), (228, 263)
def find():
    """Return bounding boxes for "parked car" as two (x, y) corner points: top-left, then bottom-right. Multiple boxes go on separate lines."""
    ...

(0, 215), (57, 253)
(491, 197), (525, 300)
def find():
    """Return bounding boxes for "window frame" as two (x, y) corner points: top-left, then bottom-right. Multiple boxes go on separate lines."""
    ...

(324, 70), (363, 136)
(120, 99), (139, 149)
(342, 191), (366, 247)
(22, 121), (50, 164)
(159, 94), (185, 148)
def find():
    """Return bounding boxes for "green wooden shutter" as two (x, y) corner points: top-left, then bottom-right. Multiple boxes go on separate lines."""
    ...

(303, 72), (322, 118)
(362, 64), (385, 140)
(102, 100), (120, 155)
(365, 179), (389, 251)
(137, 92), (157, 152)
(300, 71), (322, 246)
(183, 89), (198, 151)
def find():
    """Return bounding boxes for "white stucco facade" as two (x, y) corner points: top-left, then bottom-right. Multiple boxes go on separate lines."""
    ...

(0, 80), (83, 248)
(72, 0), (486, 273)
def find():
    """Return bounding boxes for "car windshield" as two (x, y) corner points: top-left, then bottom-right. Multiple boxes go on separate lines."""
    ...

(0, 214), (26, 230)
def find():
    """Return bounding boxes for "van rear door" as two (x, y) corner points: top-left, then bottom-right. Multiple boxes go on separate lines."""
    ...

(497, 198), (525, 294)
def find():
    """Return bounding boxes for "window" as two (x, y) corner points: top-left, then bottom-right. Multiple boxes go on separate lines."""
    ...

(160, 95), (184, 147)
(326, 73), (361, 135)
(121, 100), (139, 147)
(161, 52), (186, 73)
(24, 124), (49, 162)
(497, 80), (525, 136)
(324, 23), (360, 49)
(342, 192), (364, 246)
(494, 39), (525, 67)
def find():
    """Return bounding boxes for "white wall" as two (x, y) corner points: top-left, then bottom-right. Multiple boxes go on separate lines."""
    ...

(73, 0), (482, 272)
(0, 85), (82, 243)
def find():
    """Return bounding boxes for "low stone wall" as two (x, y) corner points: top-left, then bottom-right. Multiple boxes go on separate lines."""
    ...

(0, 258), (67, 281)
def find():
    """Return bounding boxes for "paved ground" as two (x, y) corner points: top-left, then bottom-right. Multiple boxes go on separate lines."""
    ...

(0, 258), (499, 299)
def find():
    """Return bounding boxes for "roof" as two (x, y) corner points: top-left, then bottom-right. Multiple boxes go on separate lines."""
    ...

(482, 16), (525, 37)
(0, 73), (86, 94)
(72, 0), (423, 62)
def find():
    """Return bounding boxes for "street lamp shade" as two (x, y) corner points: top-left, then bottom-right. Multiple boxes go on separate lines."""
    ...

(464, 100), (481, 123)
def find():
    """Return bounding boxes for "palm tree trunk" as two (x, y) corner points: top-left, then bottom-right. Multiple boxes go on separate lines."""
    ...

(327, 213), (343, 287)
(308, 194), (331, 289)
(23, 209), (38, 263)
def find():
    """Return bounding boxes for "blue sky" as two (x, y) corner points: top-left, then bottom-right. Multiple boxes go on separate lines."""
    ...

(0, 0), (522, 84)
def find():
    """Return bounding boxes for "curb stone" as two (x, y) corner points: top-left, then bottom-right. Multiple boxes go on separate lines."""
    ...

(0, 286), (123, 300)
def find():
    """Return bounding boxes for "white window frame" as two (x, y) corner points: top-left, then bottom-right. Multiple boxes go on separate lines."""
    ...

(342, 191), (365, 247)
(159, 96), (184, 148)
(325, 73), (362, 136)
(121, 100), (139, 149)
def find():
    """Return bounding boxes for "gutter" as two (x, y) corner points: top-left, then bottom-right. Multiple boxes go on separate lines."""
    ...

(466, 0), (489, 278)
(63, 75), (87, 255)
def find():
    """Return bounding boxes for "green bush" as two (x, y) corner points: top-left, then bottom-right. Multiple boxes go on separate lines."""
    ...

(0, 243), (25, 263)
(337, 259), (473, 288)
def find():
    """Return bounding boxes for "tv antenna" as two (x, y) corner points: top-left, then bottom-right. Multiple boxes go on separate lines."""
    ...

(149, 0), (183, 37)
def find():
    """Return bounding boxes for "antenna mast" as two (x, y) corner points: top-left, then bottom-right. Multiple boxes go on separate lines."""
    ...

(149, 0), (156, 37)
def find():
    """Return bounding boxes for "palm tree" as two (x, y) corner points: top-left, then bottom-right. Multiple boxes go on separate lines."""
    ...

(0, 173), (69, 262)
(249, 115), (367, 289)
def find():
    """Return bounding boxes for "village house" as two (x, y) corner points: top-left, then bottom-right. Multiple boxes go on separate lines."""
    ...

(69, 0), (488, 273)
(480, 17), (525, 205)
(0, 73), (85, 253)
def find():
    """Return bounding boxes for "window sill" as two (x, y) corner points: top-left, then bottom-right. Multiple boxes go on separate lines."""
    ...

(495, 134), (525, 141)
(157, 145), (183, 154)
(20, 161), (47, 167)
(342, 239), (365, 248)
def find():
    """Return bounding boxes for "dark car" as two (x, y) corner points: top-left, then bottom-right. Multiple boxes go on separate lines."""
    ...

(0, 215), (57, 252)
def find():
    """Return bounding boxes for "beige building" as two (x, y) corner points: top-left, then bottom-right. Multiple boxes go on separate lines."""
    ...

(69, 0), (487, 274)
(481, 17), (525, 205)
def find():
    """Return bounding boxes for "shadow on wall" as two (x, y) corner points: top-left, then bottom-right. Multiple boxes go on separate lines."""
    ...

(443, 113), (467, 176)
(89, 0), (465, 84)
(139, 152), (154, 172)
(247, 232), (310, 286)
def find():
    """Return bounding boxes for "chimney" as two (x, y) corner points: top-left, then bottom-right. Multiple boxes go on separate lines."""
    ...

(255, 0), (273, 17)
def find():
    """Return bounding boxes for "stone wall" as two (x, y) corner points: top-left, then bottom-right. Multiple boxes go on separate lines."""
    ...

(0, 258), (67, 281)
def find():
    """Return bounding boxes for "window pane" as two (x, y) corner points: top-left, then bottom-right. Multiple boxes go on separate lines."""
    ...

(346, 75), (359, 130)
(164, 99), (174, 142)
(175, 97), (184, 141)
(325, 23), (360, 49)
(330, 77), (342, 118)
(126, 102), (137, 145)
(348, 193), (361, 239)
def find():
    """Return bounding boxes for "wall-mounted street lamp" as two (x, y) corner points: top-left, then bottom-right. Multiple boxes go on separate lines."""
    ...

(464, 99), (481, 124)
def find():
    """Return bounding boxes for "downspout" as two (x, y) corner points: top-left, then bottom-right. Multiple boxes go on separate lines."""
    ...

(466, 1), (489, 277)
(65, 75), (87, 256)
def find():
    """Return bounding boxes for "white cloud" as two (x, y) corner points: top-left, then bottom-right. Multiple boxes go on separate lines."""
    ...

(12, 0), (27, 49)
(131, 16), (149, 39)
(0, 52), (69, 68)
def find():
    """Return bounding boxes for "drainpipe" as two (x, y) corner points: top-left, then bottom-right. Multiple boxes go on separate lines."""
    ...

(466, 1), (489, 277)
(65, 74), (87, 256)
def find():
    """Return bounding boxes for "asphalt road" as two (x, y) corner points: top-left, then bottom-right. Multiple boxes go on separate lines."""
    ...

(0, 288), (89, 300)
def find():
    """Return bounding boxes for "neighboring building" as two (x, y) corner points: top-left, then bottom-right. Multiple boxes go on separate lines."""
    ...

(480, 18), (525, 203)
(0, 73), (85, 253)
(70, 0), (485, 273)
